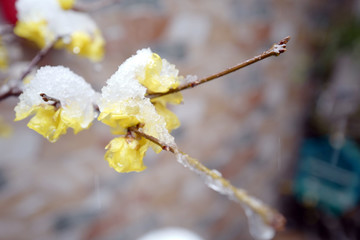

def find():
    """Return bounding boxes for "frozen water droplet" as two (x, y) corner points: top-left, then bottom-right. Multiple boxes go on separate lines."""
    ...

(183, 74), (198, 84)
(211, 169), (222, 177)
(73, 47), (80, 54)
(176, 153), (191, 168)
(243, 206), (275, 240)
(204, 170), (232, 195)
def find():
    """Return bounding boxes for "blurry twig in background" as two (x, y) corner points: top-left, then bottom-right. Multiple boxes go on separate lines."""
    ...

(74, 0), (123, 12)
(0, 37), (58, 101)
(0, 25), (13, 36)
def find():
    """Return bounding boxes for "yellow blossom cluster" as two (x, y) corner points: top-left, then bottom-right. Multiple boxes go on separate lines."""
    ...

(14, 66), (98, 142)
(15, 49), (183, 173)
(99, 48), (182, 172)
(14, 0), (104, 61)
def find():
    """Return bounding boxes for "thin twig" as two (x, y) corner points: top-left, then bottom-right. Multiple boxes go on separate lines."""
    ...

(18, 38), (58, 82)
(0, 38), (58, 102)
(74, 0), (122, 12)
(148, 36), (290, 99)
(129, 126), (286, 231)
(0, 25), (14, 36)
(0, 86), (22, 101)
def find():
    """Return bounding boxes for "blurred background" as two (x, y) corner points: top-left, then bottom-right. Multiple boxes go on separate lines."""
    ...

(1, 0), (360, 239)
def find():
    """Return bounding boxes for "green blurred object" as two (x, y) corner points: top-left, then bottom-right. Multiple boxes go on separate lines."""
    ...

(294, 137), (360, 215)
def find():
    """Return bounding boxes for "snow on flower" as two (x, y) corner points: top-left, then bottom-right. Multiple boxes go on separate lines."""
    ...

(14, 0), (104, 61)
(99, 48), (183, 173)
(14, 66), (98, 142)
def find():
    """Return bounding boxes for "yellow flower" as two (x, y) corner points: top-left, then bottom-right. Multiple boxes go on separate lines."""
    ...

(139, 52), (183, 132)
(99, 48), (181, 173)
(98, 100), (142, 135)
(15, 0), (104, 61)
(57, 0), (75, 10)
(58, 30), (105, 62)
(17, 105), (66, 142)
(152, 101), (180, 132)
(14, 66), (98, 142)
(105, 137), (149, 173)
(14, 20), (51, 48)
(138, 53), (180, 93)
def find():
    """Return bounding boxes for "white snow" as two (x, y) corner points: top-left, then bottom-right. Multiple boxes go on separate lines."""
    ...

(16, 0), (98, 40)
(99, 48), (176, 147)
(15, 66), (98, 127)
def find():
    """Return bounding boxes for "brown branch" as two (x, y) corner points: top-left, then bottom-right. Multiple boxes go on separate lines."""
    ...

(74, 0), (122, 12)
(18, 38), (58, 82)
(0, 86), (22, 101)
(129, 126), (286, 231)
(0, 38), (58, 102)
(148, 36), (290, 99)
(0, 25), (14, 36)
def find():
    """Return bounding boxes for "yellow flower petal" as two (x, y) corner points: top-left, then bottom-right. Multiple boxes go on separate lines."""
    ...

(57, 0), (75, 10)
(98, 102), (141, 135)
(14, 20), (52, 48)
(153, 102), (180, 132)
(23, 105), (67, 142)
(15, 104), (91, 142)
(138, 53), (180, 93)
(105, 137), (148, 173)
(61, 30), (105, 61)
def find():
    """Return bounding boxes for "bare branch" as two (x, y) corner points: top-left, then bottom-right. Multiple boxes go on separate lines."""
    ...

(148, 36), (290, 99)
(0, 25), (14, 36)
(0, 86), (21, 101)
(129, 126), (286, 231)
(0, 38), (58, 102)
(18, 38), (58, 83)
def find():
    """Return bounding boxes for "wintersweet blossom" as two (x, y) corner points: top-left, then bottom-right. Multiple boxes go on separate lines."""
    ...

(99, 48), (182, 173)
(105, 137), (149, 172)
(14, 0), (104, 61)
(140, 51), (183, 132)
(14, 66), (98, 142)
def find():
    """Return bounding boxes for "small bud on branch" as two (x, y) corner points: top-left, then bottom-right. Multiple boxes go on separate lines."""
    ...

(40, 93), (61, 109)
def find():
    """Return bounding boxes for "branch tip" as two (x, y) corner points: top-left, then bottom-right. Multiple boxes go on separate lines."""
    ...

(279, 36), (291, 45)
